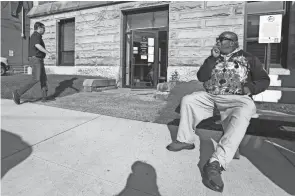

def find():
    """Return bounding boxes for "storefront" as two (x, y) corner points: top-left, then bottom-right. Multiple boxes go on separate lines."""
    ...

(27, 1), (295, 91)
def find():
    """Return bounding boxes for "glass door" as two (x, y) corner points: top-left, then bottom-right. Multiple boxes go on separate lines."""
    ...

(131, 30), (159, 89)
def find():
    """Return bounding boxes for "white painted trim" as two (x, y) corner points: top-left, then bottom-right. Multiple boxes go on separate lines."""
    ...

(269, 75), (282, 87)
(253, 90), (282, 102)
(269, 68), (290, 75)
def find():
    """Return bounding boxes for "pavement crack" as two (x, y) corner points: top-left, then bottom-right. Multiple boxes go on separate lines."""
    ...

(1, 115), (101, 160)
(266, 138), (295, 168)
(32, 155), (158, 196)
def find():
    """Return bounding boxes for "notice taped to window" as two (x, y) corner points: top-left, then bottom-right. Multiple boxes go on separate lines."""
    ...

(259, 14), (282, 43)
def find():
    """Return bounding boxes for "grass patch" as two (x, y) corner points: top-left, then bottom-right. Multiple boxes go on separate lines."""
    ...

(1, 74), (106, 100)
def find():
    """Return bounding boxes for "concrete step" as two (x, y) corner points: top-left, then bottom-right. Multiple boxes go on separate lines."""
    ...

(253, 89), (295, 104)
(83, 78), (117, 92)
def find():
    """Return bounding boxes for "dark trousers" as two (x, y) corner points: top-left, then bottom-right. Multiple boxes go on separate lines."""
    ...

(17, 57), (48, 97)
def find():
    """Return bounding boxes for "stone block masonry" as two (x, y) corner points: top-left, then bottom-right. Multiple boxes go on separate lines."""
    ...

(168, 1), (245, 81)
(29, 1), (245, 84)
(29, 1), (169, 84)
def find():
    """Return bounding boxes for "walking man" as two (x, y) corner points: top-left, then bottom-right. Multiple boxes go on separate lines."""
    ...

(166, 31), (270, 192)
(12, 22), (54, 104)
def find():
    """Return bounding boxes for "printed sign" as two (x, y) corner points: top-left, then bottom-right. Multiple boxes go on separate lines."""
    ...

(259, 14), (282, 43)
(9, 50), (14, 56)
(141, 55), (147, 59)
(133, 47), (138, 54)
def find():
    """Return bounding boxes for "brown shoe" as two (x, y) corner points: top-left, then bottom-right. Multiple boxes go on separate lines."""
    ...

(166, 140), (195, 152)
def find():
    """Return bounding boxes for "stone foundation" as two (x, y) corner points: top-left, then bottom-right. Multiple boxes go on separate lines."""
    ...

(167, 66), (200, 82)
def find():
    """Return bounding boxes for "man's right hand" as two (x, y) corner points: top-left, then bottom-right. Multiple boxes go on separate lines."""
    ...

(212, 46), (220, 58)
(48, 53), (55, 60)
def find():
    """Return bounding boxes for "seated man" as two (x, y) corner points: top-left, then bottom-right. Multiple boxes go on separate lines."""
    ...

(166, 31), (270, 192)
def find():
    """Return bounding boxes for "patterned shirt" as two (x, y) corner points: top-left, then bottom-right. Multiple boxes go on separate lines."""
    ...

(203, 49), (250, 95)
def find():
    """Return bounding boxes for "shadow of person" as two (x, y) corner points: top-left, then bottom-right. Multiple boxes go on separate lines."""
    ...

(21, 77), (79, 103)
(49, 77), (79, 99)
(1, 129), (32, 178)
(116, 161), (162, 196)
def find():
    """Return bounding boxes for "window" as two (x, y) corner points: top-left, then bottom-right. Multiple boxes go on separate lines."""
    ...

(245, 1), (287, 68)
(126, 10), (168, 32)
(58, 18), (75, 66)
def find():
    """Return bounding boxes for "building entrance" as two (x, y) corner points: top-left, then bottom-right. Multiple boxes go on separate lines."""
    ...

(123, 7), (168, 88)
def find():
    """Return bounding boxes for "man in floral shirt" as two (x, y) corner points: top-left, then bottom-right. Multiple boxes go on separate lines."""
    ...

(166, 31), (270, 192)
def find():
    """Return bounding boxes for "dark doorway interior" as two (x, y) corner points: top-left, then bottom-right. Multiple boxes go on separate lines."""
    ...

(123, 7), (169, 89)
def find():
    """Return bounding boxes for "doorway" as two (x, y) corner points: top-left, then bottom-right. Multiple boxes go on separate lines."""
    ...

(130, 29), (167, 88)
(123, 7), (168, 89)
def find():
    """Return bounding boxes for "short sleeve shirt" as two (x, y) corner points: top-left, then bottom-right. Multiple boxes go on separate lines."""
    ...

(29, 31), (46, 58)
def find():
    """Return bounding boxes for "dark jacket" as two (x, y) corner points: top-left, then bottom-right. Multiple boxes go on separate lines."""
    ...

(197, 49), (270, 95)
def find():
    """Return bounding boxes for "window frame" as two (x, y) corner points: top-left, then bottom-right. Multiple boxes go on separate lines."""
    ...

(244, 1), (289, 69)
(58, 18), (75, 66)
(121, 5), (169, 88)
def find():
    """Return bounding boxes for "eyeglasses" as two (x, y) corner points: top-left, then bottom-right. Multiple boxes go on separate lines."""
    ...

(216, 37), (233, 42)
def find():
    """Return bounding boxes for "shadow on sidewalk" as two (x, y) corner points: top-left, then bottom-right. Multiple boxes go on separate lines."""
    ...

(48, 77), (79, 99)
(155, 80), (295, 194)
(20, 77), (79, 104)
(1, 129), (32, 178)
(166, 118), (295, 195)
(115, 161), (162, 196)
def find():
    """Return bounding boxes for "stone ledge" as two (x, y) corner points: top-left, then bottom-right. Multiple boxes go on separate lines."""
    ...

(154, 82), (178, 101)
(83, 79), (116, 92)
(153, 91), (170, 101)
(92, 86), (118, 92)
(157, 82), (177, 92)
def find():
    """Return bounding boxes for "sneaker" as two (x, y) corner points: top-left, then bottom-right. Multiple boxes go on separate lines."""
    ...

(12, 90), (20, 105)
(203, 160), (224, 192)
(166, 140), (195, 152)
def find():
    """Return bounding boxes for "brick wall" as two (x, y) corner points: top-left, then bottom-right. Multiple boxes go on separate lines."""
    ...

(168, 1), (245, 81)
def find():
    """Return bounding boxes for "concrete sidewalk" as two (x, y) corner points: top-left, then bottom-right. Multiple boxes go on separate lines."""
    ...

(1, 99), (295, 196)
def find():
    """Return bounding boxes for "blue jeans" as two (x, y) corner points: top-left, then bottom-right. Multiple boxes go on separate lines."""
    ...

(17, 57), (47, 97)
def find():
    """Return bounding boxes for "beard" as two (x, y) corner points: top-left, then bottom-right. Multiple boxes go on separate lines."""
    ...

(219, 45), (236, 55)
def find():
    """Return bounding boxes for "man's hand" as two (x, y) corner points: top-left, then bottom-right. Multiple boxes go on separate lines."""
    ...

(47, 53), (55, 60)
(243, 86), (252, 95)
(212, 46), (220, 58)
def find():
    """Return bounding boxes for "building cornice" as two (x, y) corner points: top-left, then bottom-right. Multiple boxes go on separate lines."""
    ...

(27, 1), (130, 18)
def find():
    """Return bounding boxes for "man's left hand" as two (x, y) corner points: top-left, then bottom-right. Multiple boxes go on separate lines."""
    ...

(243, 86), (252, 95)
